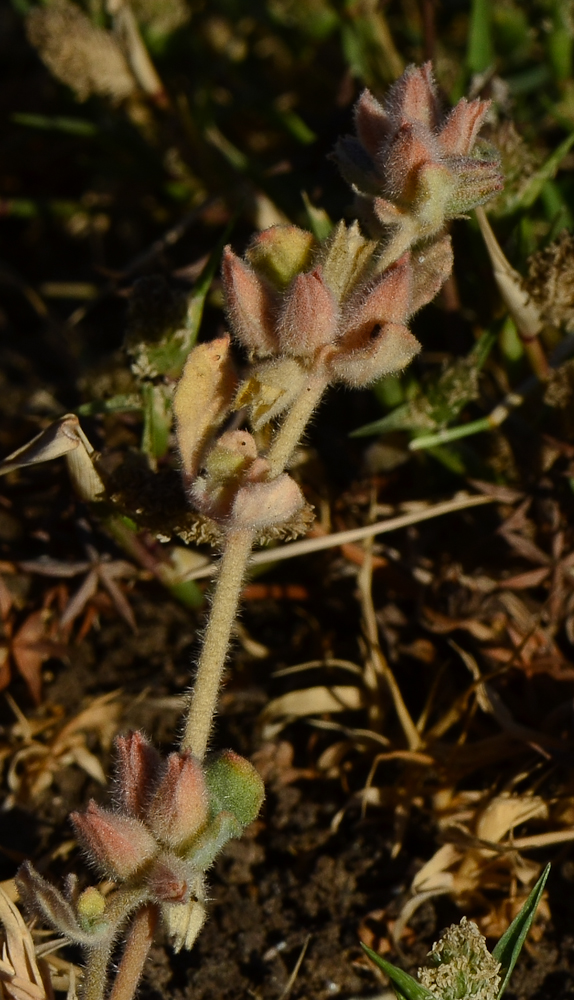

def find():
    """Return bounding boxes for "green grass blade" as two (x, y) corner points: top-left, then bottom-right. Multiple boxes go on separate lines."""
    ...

(493, 863), (551, 998)
(360, 945), (437, 1000)
(77, 394), (143, 416)
(12, 113), (98, 136)
(467, 0), (494, 74)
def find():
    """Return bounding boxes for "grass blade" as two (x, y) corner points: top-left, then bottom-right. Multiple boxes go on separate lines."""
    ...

(361, 944), (437, 1000)
(492, 863), (550, 998)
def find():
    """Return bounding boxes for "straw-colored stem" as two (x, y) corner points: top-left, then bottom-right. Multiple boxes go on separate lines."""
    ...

(475, 206), (549, 380)
(265, 371), (328, 478)
(181, 527), (254, 760)
(108, 904), (159, 1000)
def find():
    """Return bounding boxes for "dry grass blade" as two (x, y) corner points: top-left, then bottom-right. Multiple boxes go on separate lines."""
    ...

(180, 493), (495, 581)
(5, 691), (121, 804)
(357, 539), (420, 750)
(0, 887), (52, 999)
(0, 416), (104, 503)
(262, 686), (365, 738)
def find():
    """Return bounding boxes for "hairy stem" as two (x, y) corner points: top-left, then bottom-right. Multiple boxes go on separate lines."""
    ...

(183, 366), (329, 759)
(181, 527), (255, 759)
(108, 904), (159, 1000)
(265, 370), (328, 479)
(80, 889), (149, 1000)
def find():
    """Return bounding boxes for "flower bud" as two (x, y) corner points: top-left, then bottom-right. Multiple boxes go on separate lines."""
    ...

(447, 157), (503, 215)
(234, 357), (309, 429)
(277, 267), (338, 356)
(245, 225), (315, 291)
(341, 254), (411, 348)
(190, 431), (260, 521)
(77, 886), (106, 932)
(328, 322), (420, 387)
(354, 88), (392, 158)
(222, 248), (277, 356)
(230, 474), (305, 532)
(114, 731), (161, 819)
(163, 896), (206, 953)
(71, 802), (157, 879)
(320, 220), (376, 302)
(439, 98), (491, 157)
(204, 750), (265, 829)
(409, 236), (453, 315)
(390, 61), (439, 128)
(146, 752), (209, 851)
(146, 852), (197, 903)
(174, 335), (237, 485)
(382, 121), (440, 203)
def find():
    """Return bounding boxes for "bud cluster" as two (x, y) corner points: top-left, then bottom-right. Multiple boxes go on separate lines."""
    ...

(17, 732), (264, 953)
(222, 220), (450, 389)
(334, 62), (503, 262)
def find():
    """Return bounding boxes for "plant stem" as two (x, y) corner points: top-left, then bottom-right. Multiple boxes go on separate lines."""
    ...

(80, 889), (149, 1000)
(108, 904), (159, 1000)
(475, 206), (549, 380)
(181, 527), (254, 760)
(265, 371), (328, 478)
(183, 367), (327, 760)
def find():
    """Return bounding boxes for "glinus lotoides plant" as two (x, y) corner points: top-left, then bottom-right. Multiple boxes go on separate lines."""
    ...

(12, 63), (503, 1000)
(362, 863), (550, 1000)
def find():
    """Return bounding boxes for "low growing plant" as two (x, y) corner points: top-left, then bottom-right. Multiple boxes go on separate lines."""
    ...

(362, 863), (550, 1000)
(5, 62), (505, 1000)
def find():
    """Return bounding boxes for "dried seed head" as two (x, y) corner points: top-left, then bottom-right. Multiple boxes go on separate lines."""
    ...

(26, 1), (137, 104)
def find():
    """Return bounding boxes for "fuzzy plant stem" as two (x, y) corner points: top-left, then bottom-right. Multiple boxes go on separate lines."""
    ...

(265, 370), (328, 479)
(80, 890), (149, 1000)
(108, 904), (159, 1000)
(182, 367), (328, 759)
(181, 526), (255, 760)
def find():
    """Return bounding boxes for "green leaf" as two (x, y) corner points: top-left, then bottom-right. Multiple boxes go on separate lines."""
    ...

(493, 863), (550, 998)
(77, 394), (143, 416)
(360, 945), (437, 1000)
(301, 191), (333, 240)
(141, 382), (172, 461)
